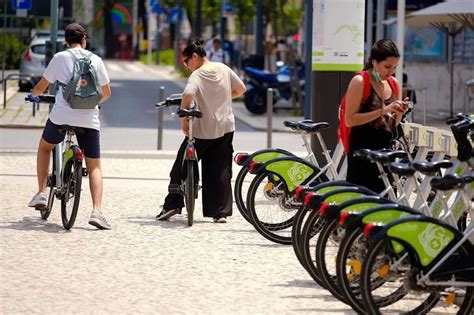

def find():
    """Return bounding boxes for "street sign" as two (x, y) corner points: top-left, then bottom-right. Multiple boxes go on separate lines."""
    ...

(12, 0), (31, 10)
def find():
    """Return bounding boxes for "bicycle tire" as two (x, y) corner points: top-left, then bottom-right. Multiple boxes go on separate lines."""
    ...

(234, 167), (254, 224)
(292, 205), (312, 272)
(246, 172), (296, 244)
(40, 175), (55, 220)
(360, 239), (441, 314)
(336, 226), (369, 313)
(315, 219), (349, 303)
(299, 206), (327, 287)
(61, 162), (82, 230)
(247, 170), (329, 245)
(185, 160), (195, 227)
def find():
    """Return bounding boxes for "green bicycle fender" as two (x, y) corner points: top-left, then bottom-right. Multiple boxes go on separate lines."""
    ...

(362, 210), (415, 254)
(252, 151), (292, 163)
(386, 221), (455, 267)
(324, 192), (365, 204)
(265, 159), (315, 192)
(340, 202), (383, 214)
(314, 185), (349, 196)
(62, 148), (74, 174)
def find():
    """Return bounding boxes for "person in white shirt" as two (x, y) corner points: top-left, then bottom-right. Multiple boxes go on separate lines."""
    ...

(27, 23), (112, 229)
(206, 38), (229, 65)
(156, 38), (246, 223)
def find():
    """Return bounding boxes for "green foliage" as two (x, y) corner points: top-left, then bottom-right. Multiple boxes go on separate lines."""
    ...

(230, 0), (256, 34)
(139, 48), (175, 65)
(138, 48), (191, 78)
(0, 32), (28, 69)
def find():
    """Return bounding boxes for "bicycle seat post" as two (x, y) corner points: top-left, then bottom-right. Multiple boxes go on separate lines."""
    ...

(299, 131), (319, 167)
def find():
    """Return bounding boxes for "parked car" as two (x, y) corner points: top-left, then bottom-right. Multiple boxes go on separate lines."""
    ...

(19, 35), (66, 92)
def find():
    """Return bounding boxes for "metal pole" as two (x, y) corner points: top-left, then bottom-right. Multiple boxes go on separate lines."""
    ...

(375, 0), (385, 40)
(304, 0), (312, 119)
(147, 0), (152, 65)
(449, 34), (454, 118)
(395, 0), (405, 96)
(366, 0), (374, 54)
(3, 80), (6, 108)
(195, 0), (202, 38)
(256, 0), (263, 55)
(220, 0), (226, 43)
(1, 0), (6, 90)
(266, 88), (273, 148)
(156, 12), (160, 65)
(157, 86), (165, 150)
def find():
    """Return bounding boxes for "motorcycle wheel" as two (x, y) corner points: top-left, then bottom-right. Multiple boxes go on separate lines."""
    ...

(244, 87), (267, 115)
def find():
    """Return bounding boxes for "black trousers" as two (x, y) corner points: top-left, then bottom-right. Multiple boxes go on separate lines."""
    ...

(162, 132), (234, 218)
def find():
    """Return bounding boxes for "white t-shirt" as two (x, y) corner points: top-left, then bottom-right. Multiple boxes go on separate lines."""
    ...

(183, 62), (244, 139)
(206, 48), (229, 64)
(43, 47), (110, 130)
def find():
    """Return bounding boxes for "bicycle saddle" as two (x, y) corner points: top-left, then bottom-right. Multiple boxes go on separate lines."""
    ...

(57, 125), (85, 135)
(283, 119), (313, 130)
(368, 150), (407, 164)
(176, 108), (203, 118)
(410, 160), (453, 176)
(388, 162), (416, 177)
(297, 122), (329, 133)
(430, 174), (473, 191)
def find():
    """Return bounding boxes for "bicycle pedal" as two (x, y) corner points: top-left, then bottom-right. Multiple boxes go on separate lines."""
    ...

(82, 168), (88, 177)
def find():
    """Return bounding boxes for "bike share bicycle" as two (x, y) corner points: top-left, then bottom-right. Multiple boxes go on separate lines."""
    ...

(155, 94), (202, 226)
(26, 95), (88, 230)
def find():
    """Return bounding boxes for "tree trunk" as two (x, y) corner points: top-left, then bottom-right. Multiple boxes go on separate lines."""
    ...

(104, 0), (116, 58)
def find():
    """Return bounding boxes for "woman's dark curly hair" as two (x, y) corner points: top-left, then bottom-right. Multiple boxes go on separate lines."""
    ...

(363, 39), (400, 70)
(182, 38), (206, 59)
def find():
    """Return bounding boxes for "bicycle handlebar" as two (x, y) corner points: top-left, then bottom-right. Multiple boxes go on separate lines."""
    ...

(155, 94), (183, 108)
(24, 94), (55, 104)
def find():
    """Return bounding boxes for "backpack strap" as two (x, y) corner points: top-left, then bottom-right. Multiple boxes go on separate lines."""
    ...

(359, 70), (371, 102)
(387, 76), (399, 98)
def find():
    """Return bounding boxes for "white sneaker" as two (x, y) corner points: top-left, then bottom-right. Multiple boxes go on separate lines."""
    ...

(88, 210), (112, 230)
(28, 192), (47, 210)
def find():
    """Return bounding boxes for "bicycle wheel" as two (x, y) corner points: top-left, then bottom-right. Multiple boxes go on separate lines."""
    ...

(40, 175), (55, 220)
(315, 219), (348, 303)
(292, 205), (312, 272)
(336, 226), (369, 313)
(299, 207), (327, 287)
(185, 160), (196, 227)
(234, 167), (255, 224)
(360, 239), (441, 314)
(246, 172), (297, 244)
(61, 161), (82, 230)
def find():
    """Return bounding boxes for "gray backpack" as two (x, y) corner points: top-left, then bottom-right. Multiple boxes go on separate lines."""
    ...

(60, 50), (103, 109)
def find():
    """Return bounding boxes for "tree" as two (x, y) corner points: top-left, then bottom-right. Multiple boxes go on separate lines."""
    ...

(103, 0), (117, 58)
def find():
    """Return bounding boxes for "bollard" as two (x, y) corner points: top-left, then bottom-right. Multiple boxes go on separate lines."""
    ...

(266, 88), (273, 148)
(157, 86), (165, 150)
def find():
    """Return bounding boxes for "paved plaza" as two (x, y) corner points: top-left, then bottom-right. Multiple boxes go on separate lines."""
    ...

(1, 150), (353, 314)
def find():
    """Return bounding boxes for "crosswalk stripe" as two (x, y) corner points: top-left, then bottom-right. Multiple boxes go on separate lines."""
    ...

(125, 63), (144, 72)
(105, 62), (122, 72)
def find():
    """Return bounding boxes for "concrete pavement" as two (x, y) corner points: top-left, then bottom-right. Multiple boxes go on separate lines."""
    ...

(1, 150), (351, 314)
(0, 64), (461, 313)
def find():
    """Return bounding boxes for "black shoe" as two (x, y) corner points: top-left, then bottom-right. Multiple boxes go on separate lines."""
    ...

(156, 208), (181, 221)
(213, 217), (227, 223)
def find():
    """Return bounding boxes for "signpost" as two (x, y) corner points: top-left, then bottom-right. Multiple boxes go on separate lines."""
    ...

(311, 0), (365, 157)
(12, 0), (32, 10)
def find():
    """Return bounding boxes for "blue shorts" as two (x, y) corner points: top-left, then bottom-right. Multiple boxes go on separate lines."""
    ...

(42, 119), (101, 158)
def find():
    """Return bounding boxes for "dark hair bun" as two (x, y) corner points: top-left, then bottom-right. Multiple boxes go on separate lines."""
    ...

(194, 38), (204, 47)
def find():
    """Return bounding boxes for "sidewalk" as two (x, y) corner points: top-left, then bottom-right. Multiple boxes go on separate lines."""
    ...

(0, 150), (348, 314)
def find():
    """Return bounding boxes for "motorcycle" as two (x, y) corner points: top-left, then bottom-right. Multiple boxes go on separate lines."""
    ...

(243, 61), (305, 115)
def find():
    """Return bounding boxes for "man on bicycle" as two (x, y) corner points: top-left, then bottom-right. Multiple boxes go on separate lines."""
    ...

(27, 23), (112, 230)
